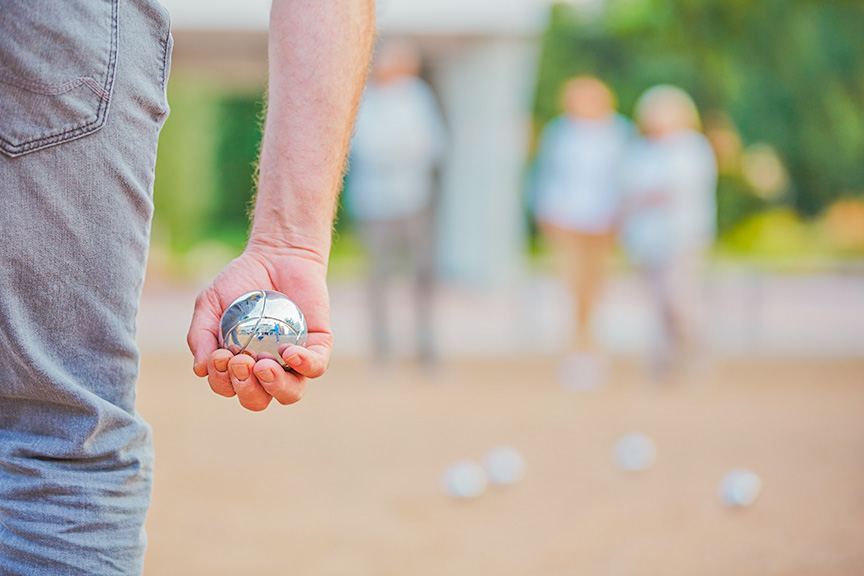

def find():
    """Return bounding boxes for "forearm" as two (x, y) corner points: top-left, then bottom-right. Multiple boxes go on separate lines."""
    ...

(249, 0), (375, 263)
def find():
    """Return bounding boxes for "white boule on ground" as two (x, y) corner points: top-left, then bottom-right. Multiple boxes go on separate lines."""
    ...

(483, 445), (526, 485)
(613, 432), (657, 472)
(441, 460), (488, 499)
(719, 468), (763, 507)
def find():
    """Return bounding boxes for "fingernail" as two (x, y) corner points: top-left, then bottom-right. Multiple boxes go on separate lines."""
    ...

(286, 354), (301, 367)
(214, 358), (229, 372)
(231, 364), (250, 380)
(255, 368), (275, 383)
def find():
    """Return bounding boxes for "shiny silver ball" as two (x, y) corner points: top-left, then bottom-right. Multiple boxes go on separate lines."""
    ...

(483, 446), (525, 485)
(613, 433), (656, 472)
(220, 290), (307, 368)
(719, 468), (762, 507)
(441, 460), (488, 499)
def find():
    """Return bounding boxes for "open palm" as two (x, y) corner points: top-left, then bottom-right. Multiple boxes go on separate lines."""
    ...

(187, 246), (333, 411)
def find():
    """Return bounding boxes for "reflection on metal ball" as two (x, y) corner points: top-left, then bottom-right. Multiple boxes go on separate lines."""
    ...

(219, 290), (307, 368)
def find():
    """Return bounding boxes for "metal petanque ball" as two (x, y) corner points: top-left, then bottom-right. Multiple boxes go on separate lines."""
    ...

(613, 433), (657, 472)
(719, 468), (762, 507)
(483, 446), (526, 485)
(441, 460), (488, 499)
(220, 290), (307, 368)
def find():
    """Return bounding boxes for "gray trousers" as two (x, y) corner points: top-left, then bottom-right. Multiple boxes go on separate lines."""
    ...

(358, 212), (435, 361)
(0, 1), (171, 574)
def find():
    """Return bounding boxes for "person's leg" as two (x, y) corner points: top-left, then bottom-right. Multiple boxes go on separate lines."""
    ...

(360, 220), (398, 362)
(573, 231), (611, 353)
(540, 223), (579, 351)
(405, 211), (436, 365)
(0, 1), (171, 574)
(666, 250), (708, 355)
(543, 224), (608, 353)
(542, 224), (611, 388)
(646, 263), (676, 375)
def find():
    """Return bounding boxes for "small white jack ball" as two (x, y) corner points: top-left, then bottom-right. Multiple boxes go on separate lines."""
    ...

(441, 460), (488, 499)
(719, 468), (762, 507)
(483, 446), (526, 485)
(613, 433), (656, 472)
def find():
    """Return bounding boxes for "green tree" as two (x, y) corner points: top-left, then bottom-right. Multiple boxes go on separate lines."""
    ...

(534, 0), (864, 226)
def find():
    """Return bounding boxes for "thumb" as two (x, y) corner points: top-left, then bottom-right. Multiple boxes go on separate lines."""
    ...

(187, 290), (222, 377)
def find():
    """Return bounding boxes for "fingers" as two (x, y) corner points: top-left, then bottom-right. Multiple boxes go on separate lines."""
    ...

(196, 316), (329, 411)
(280, 340), (331, 379)
(253, 358), (306, 406)
(188, 290), (221, 378)
(204, 346), (314, 410)
(205, 349), (306, 409)
(227, 354), (272, 412)
(207, 349), (235, 398)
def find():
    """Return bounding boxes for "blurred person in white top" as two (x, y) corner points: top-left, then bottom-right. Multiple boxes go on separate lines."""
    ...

(534, 76), (633, 388)
(346, 40), (447, 365)
(620, 85), (718, 373)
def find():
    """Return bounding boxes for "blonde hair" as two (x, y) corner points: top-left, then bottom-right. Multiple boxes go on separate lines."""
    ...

(635, 85), (701, 133)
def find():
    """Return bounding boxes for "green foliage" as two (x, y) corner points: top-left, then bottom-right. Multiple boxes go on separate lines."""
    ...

(211, 95), (265, 243)
(153, 80), (220, 254)
(719, 208), (824, 258)
(716, 176), (768, 236)
(153, 82), (265, 259)
(535, 0), (864, 226)
(152, 81), (361, 273)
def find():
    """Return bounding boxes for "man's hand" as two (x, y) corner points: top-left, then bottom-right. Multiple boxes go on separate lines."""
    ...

(186, 0), (373, 411)
(187, 245), (333, 411)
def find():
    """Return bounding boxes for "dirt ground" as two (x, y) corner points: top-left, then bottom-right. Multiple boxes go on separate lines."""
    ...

(139, 355), (864, 576)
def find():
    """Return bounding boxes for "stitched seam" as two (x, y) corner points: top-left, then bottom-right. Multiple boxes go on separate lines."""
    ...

(99, 0), (119, 118)
(0, 69), (108, 100)
(157, 6), (172, 115)
(0, 0), (119, 156)
(160, 28), (171, 90)
(0, 119), (100, 151)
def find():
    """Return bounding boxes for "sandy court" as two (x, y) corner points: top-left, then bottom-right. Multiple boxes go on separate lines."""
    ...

(139, 355), (864, 576)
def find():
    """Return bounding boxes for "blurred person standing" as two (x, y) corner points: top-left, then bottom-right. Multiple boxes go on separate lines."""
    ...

(346, 41), (447, 366)
(620, 85), (718, 374)
(533, 76), (633, 388)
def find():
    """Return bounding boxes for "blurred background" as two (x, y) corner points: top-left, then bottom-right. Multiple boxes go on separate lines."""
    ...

(139, 0), (864, 574)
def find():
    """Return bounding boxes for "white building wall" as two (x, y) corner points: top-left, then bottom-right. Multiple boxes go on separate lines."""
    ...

(162, 0), (549, 285)
(431, 38), (540, 285)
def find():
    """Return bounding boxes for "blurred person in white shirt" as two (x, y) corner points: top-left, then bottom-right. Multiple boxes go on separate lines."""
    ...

(620, 85), (718, 374)
(346, 40), (447, 366)
(534, 76), (633, 388)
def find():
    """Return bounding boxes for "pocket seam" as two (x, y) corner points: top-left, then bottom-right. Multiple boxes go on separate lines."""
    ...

(0, 69), (109, 100)
(158, 12), (172, 114)
(0, 0), (119, 158)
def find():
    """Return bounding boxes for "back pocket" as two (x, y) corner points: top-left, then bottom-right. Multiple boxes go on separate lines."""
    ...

(0, 0), (119, 157)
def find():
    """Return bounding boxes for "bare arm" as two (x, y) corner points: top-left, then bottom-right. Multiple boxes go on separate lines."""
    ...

(250, 0), (375, 259)
(187, 0), (375, 411)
